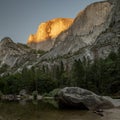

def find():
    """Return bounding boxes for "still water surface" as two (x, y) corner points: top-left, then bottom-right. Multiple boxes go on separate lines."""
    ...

(0, 101), (120, 120)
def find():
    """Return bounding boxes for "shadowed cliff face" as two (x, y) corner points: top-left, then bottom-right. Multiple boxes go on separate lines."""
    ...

(0, 37), (37, 69)
(27, 18), (73, 51)
(41, 1), (112, 58)
(38, 0), (120, 70)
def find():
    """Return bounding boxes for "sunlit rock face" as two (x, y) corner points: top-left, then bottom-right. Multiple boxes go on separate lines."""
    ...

(27, 18), (73, 51)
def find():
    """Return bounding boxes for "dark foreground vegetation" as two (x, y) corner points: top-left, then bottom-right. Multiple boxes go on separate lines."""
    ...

(0, 48), (120, 96)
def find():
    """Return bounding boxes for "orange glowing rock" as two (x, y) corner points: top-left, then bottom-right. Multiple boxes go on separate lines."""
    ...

(27, 18), (73, 44)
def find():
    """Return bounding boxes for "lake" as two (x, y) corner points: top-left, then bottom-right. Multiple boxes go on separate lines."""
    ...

(0, 101), (120, 120)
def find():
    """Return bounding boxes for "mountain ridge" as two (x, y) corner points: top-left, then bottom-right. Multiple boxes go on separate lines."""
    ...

(39, 1), (113, 59)
(0, 0), (120, 74)
(33, 0), (120, 70)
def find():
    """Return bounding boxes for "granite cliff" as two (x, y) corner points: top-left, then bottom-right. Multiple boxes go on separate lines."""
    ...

(41, 1), (112, 58)
(0, 37), (38, 75)
(37, 0), (120, 68)
(27, 18), (73, 51)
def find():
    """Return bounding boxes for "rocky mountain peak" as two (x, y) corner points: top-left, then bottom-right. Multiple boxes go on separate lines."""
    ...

(27, 18), (73, 51)
(0, 37), (14, 46)
(0, 37), (36, 68)
(40, 1), (113, 59)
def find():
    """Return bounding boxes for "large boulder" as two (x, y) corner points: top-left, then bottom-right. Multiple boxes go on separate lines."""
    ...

(55, 87), (115, 110)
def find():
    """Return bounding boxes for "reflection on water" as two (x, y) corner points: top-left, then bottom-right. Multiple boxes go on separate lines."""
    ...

(0, 101), (120, 120)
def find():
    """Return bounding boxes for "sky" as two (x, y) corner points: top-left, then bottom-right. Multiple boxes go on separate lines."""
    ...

(0, 0), (102, 44)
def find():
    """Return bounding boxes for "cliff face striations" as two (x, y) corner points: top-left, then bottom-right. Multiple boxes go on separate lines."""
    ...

(42, 1), (112, 58)
(36, 0), (120, 68)
(0, 0), (120, 73)
(27, 18), (73, 51)
(0, 37), (37, 69)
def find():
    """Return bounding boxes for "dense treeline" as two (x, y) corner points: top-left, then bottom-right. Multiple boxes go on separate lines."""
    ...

(71, 50), (120, 95)
(0, 48), (120, 95)
(0, 67), (57, 94)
